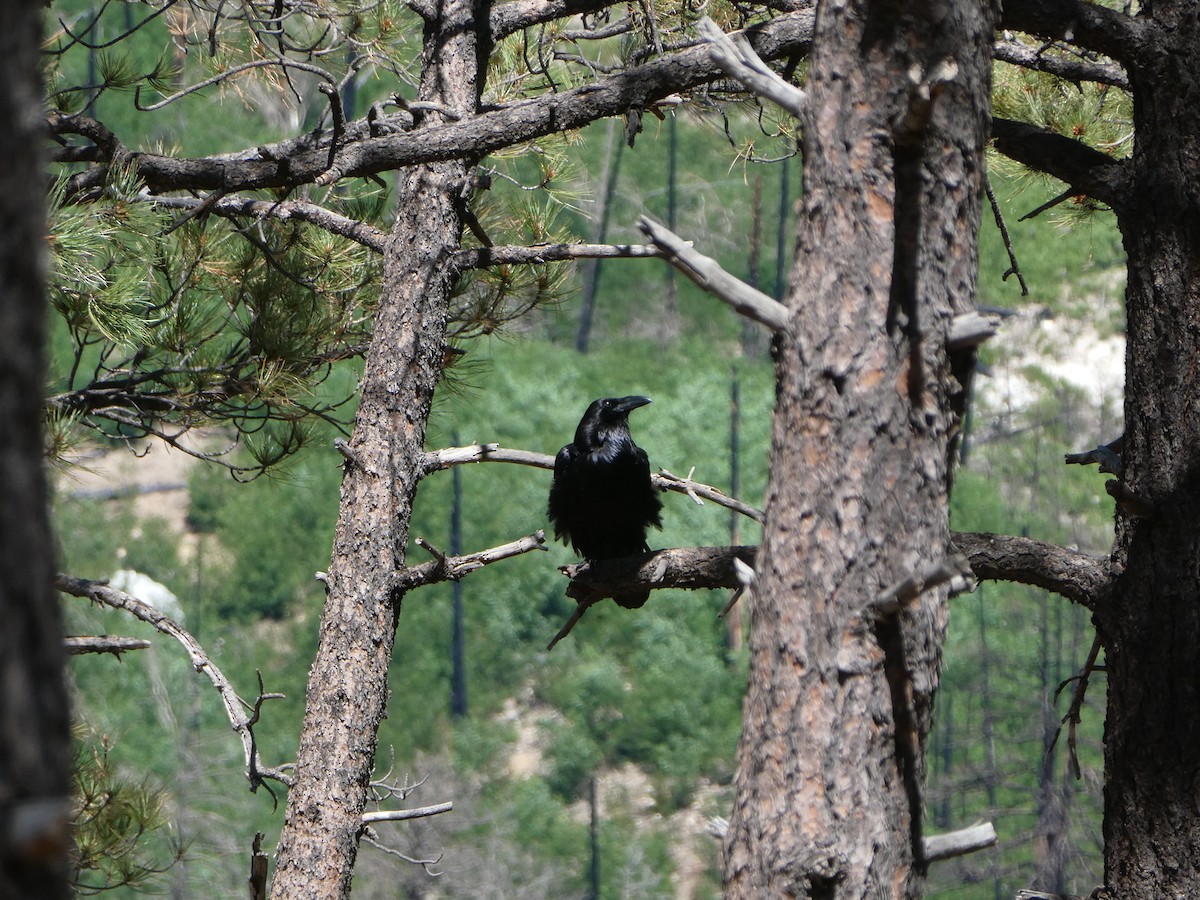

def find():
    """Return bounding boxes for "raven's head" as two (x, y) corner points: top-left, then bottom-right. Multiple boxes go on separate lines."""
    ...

(575, 395), (652, 449)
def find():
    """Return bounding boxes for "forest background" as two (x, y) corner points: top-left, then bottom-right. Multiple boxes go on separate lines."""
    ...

(49, 1), (1125, 896)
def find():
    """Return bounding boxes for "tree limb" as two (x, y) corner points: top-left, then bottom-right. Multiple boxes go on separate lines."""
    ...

(64, 635), (151, 656)
(55, 573), (293, 790)
(360, 803), (454, 824)
(951, 532), (1109, 609)
(1000, 0), (1150, 68)
(393, 531), (548, 590)
(697, 16), (806, 116)
(993, 38), (1128, 90)
(637, 216), (791, 330)
(455, 241), (663, 268)
(922, 822), (998, 862)
(51, 11), (817, 195)
(421, 443), (765, 522)
(991, 117), (1132, 214)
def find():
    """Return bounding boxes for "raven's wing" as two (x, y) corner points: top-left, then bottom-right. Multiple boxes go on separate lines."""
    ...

(546, 443), (579, 542)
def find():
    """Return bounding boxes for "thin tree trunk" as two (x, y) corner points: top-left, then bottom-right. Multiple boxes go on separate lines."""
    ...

(722, 1), (997, 896)
(270, 0), (484, 893)
(0, 3), (71, 896)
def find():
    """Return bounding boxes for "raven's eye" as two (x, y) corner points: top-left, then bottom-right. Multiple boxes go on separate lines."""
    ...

(601, 399), (613, 408)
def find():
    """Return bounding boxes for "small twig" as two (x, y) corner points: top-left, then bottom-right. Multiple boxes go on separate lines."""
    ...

(1019, 186), (1078, 221)
(984, 173), (1029, 295)
(455, 242), (664, 269)
(1049, 634), (1104, 780)
(547, 594), (601, 651)
(318, 83), (347, 174)
(335, 437), (367, 470)
(360, 828), (444, 874)
(638, 216), (790, 331)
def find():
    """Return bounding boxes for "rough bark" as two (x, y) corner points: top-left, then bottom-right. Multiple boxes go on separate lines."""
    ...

(268, 0), (483, 893)
(1095, 4), (1200, 897)
(0, 3), (71, 896)
(722, 1), (997, 897)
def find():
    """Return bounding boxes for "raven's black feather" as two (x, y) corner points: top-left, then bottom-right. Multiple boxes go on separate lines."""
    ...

(547, 396), (662, 608)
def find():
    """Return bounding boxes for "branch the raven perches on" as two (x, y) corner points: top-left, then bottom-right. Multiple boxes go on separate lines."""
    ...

(547, 396), (663, 608)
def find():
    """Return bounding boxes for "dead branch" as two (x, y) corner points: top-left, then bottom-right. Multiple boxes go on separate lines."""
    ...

(420, 443), (766, 523)
(1050, 634), (1105, 780)
(55, 573), (293, 790)
(64, 635), (151, 656)
(361, 803), (454, 824)
(697, 16), (807, 116)
(637, 215), (791, 330)
(395, 531), (548, 591)
(870, 554), (975, 617)
(922, 821), (998, 862)
(984, 173), (1030, 296)
(455, 241), (663, 268)
(1064, 434), (1123, 473)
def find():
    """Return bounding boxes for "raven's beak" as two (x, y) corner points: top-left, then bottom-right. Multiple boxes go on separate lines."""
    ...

(615, 396), (652, 413)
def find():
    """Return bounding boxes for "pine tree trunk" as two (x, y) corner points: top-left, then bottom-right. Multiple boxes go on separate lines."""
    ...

(1102, 6), (1200, 896)
(0, 4), (71, 896)
(269, 0), (484, 894)
(722, 2), (997, 896)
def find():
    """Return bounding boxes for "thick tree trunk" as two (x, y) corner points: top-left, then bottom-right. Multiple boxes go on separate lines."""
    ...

(722, 2), (996, 897)
(1101, 6), (1200, 897)
(0, 4), (71, 897)
(269, 1), (483, 895)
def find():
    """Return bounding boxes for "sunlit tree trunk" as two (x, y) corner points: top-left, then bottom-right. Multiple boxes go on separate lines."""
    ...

(269, 0), (485, 894)
(723, 1), (998, 895)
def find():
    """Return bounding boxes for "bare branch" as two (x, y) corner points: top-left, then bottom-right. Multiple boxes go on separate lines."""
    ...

(922, 822), (998, 862)
(421, 443), (766, 523)
(946, 311), (1001, 350)
(64, 635), (152, 656)
(984, 173), (1029, 295)
(952, 532), (1109, 609)
(456, 242), (663, 268)
(637, 216), (790, 331)
(870, 554), (975, 618)
(361, 803), (454, 824)
(1000, 0), (1150, 68)
(993, 38), (1128, 90)
(55, 574), (292, 790)
(697, 16), (806, 116)
(143, 194), (389, 253)
(395, 531), (548, 591)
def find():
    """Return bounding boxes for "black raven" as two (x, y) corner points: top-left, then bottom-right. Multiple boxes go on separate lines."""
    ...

(547, 396), (663, 608)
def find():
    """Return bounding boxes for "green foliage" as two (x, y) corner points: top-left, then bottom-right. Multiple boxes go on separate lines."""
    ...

(71, 732), (186, 894)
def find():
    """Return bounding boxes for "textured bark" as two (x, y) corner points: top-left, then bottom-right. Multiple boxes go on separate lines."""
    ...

(1095, 4), (1200, 897)
(268, 0), (483, 894)
(0, 3), (71, 897)
(722, 2), (997, 897)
